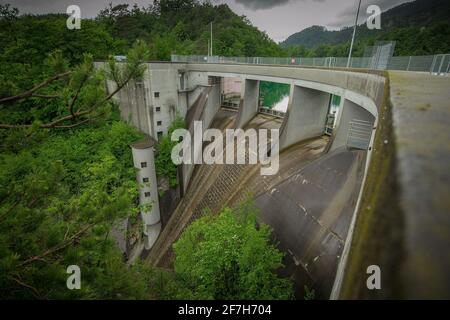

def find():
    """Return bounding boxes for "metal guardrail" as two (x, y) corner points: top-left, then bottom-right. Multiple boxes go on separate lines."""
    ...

(258, 107), (285, 118)
(172, 54), (450, 74)
(221, 97), (286, 119)
(347, 119), (373, 150)
(222, 100), (240, 109)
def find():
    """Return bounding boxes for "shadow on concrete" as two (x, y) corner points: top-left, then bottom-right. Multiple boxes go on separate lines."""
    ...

(255, 147), (367, 299)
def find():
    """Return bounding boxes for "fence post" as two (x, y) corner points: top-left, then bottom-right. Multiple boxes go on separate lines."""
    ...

(446, 55), (450, 74)
(407, 56), (412, 71)
(437, 55), (445, 74)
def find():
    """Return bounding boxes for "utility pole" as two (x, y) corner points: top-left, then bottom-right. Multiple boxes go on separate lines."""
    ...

(210, 22), (213, 57)
(347, 0), (362, 68)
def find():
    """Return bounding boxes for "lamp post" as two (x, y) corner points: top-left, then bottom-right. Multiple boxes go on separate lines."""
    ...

(347, 0), (362, 68)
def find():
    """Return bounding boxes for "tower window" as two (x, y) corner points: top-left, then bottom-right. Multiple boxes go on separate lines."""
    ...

(157, 131), (163, 138)
(143, 177), (149, 183)
(140, 162), (147, 168)
(157, 120), (162, 126)
(154, 92), (160, 98)
(156, 106), (161, 112)
(144, 192), (151, 197)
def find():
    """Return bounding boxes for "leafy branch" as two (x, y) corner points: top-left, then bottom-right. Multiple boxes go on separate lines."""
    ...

(0, 71), (71, 104)
(0, 40), (149, 130)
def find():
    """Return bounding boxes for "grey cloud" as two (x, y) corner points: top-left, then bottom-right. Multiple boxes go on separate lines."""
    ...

(234, 0), (327, 10)
(235, 0), (291, 10)
(0, 0), (152, 17)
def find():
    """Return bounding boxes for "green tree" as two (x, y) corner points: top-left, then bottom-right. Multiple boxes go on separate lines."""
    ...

(0, 35), (156, 299)
(0, 40), (149, 130)
(155, 116), (186, 188)
(0, 119), (158, 299)
(172, 200), (293, 300)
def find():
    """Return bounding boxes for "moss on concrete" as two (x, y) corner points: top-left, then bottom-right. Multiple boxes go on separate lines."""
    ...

(339, 73), (405, 299)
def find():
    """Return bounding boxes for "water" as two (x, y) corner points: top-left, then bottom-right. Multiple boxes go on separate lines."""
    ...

(259, 81), (290, 111)
(272, 95), (289, 112)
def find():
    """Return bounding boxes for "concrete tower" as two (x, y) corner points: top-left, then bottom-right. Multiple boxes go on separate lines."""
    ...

(130, 138), (161, 250)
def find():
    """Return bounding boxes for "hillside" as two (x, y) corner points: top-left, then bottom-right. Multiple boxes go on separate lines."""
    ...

(0, 0), (283, 69)
(280, 0), (450, 56)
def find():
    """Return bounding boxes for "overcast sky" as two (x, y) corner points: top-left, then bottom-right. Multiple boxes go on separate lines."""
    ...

(1, 0), (412, 42)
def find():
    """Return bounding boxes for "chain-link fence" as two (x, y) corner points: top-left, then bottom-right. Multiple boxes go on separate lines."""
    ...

(171, 54), (450, 74)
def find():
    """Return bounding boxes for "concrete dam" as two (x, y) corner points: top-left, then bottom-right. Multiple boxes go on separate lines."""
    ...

(95, 60), (450, 299)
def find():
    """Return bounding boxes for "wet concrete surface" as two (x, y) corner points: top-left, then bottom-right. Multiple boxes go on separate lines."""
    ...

(255, 148), (367, 298)
(147, 110), (325, 266)
(148, 108), (367, 300)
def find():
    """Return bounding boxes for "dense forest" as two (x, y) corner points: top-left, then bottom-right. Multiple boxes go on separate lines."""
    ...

(0, 1), (293, 299)
(281, 0), (450, 57)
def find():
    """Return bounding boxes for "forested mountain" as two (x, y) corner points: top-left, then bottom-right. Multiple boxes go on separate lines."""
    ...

(0, 0), (283, 70)
(97, 1), (284, 59)
(281, 0), (450, 57)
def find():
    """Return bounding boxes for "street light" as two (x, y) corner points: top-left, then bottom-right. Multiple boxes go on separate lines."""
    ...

(347, 0), (362, 68)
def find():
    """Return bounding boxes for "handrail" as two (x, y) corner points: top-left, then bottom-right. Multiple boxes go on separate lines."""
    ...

(172, 54), (450, 74)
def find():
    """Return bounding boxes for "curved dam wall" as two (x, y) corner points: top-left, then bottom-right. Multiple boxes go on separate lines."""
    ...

(338, 71), (450, 299)
(97, 61), (415, 298)
(96, 60), (450, 298)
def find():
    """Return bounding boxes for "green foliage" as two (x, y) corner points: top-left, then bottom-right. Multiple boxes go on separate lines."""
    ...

(172, 200), (294, 300)
(0, 4), (18, 20)
(0, 0), (285, 86)
(155, 116), (186, 188)
(304, 285), (315, 300)
(0, 14), (123, 68)
(96, 0), (285, 60)
(0, 40), (149, 131)
(0, 118), (155, 299)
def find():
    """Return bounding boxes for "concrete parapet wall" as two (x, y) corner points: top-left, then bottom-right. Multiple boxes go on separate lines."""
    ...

(336, 71), (450, 299)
